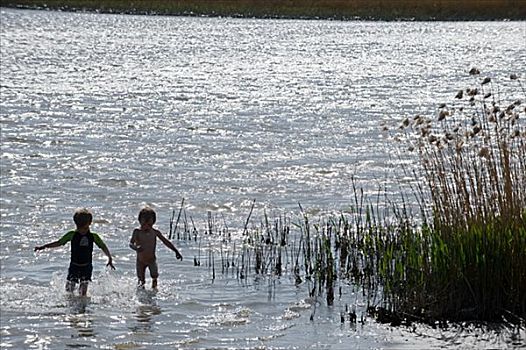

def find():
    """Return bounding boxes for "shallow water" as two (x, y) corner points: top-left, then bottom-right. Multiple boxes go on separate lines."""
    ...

(1, 8), (525, 349)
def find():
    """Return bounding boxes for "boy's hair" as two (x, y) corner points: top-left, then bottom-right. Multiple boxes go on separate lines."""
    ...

(138, 207), (156, 224)
(73, 208), (93, 228)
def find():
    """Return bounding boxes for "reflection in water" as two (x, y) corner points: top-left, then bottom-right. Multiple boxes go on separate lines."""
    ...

(131, 289), (161, 333)
(132, 304), (162, 333)
(66, 295), (95, 339)
(68, 313), (95, 338)
(67, 296), (90, 315)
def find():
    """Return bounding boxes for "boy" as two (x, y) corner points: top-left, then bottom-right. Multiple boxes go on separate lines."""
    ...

(34, 208), (115, 296)
(129, 207), (183, 289)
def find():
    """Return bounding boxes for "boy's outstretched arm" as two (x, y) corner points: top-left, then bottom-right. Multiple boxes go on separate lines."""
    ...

(35, 231), (74, 252)
(34, 240), (62, 251)
(156, 231), (183, 260)
(93, 234), (115, 269)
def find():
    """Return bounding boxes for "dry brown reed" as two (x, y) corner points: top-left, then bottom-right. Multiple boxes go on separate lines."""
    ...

(399, 71), (525, 233)
(391, 70), (526, 322)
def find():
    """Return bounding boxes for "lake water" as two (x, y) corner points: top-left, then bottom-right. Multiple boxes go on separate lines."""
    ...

(1, 8), (525, 349)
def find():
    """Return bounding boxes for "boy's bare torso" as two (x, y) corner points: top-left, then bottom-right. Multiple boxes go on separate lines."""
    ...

(133, 228), (159, 264)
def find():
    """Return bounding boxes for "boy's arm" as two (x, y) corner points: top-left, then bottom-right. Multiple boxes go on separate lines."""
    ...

(34, 231), (74, 251)
(93, 233), (115, 269)
(129, 229), (143, 251)
(156, 230), (183, 260)
(100, 245), (115, 269)
(34, 240), (62, 251)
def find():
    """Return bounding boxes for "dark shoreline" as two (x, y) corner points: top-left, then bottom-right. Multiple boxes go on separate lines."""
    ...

(2, 0), (526, 21)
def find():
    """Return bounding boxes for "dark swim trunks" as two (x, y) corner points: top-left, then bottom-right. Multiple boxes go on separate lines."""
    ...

(67, 263), (93, 283)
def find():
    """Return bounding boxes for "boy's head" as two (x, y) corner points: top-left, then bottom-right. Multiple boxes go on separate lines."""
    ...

(138, 207), (156, 225)
(73, 208), (93, 228)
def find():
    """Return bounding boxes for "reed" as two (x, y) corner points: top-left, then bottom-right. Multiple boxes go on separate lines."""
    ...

(167, 71), (525, 325)
(173, 190), (523, 325)
(2, 0), (525, 20)
(389, 70), (526, 322)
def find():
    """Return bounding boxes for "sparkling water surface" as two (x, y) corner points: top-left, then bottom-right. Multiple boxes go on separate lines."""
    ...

(1, 8), (525, 349)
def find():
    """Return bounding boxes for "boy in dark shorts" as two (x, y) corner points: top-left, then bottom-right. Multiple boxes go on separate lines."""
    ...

(129, 207), (182, 289)
(34, 208), (115, 296)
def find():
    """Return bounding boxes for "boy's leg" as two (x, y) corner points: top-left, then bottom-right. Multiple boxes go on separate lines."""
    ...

(78, 265), (93, 296)
(137, 261), (147, 287)
(149, 262), (159, 289)
(66, 264), (78, 293)
(79, 281), (89, 296)
(66, 280), (76, 293)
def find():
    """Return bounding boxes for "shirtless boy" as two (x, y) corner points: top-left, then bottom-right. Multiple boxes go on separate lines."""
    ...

(129, 207), (183, 289)
(34, 208), (115, 296)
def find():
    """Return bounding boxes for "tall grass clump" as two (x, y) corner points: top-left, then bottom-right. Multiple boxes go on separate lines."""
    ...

(391, 70), (526, 322)
(168, 71), (524, 325)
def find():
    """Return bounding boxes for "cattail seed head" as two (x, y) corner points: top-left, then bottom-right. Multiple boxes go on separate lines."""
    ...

(478, 147), (490, 159)
(488, 114), (496, 123)
(468, 88), (478, 96)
